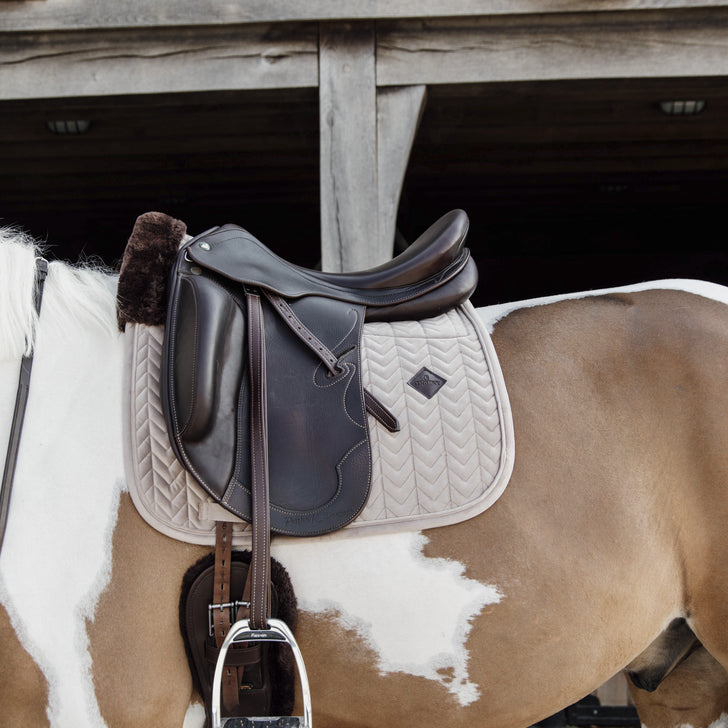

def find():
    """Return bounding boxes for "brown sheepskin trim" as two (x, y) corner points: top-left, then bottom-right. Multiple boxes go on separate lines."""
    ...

(117, 211), (187, 330)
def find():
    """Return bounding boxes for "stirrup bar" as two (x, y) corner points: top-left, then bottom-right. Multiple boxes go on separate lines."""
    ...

(211, 618), (312, 728)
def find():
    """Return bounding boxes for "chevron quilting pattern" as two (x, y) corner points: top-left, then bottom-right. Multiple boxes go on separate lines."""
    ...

(127, 325), (252, 542)
(124, 302), (514, 546)
(358, 306), (505, 525)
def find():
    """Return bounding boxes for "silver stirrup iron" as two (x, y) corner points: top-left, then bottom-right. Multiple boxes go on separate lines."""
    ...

(211, 618), (312, 728)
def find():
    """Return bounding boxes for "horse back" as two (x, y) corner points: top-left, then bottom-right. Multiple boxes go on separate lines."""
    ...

(491, 287), (728, 651)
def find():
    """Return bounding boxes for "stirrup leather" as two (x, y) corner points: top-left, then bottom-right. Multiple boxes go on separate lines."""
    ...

(211, 618), (312, 728)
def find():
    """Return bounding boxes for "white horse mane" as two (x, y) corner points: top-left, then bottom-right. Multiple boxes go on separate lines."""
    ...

(0, 228), (119, 360)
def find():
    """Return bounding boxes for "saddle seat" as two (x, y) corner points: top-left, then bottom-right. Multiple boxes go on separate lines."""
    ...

(184, 208), (476, 322)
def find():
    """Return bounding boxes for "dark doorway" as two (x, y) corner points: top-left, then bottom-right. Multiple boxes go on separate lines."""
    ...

(2, 77), (727, 306)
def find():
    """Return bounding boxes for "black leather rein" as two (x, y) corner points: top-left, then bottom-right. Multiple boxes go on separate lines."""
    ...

(0, 256), (49, 554)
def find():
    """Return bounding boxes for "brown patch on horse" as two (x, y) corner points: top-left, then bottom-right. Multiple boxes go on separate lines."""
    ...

(116, 211), (186, 330)
(88, 494), (209, 727)
(0, 604), (50, 726)
(417, 290), (728, 725)
(594, 292), (635, 307)
(629, 645), (728, 728)
(294, 611), (464, 728)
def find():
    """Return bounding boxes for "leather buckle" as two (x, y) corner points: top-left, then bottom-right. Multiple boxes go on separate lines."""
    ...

(208, 600), (251, 637)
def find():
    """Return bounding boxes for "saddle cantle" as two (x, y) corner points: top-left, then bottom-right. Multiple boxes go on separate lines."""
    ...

(162, 210), (477, 536)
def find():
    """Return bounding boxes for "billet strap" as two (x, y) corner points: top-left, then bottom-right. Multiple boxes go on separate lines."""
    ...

(0, 257), (48, 554)
(214, 520), (242, 713)
(246, 290), (271, 630)
(224, 571), (255, 714)
(363, 389), (400, 433)
(265, 291), (339, 375)
(213, 521), (233, 647)
(209, 528), (267, 718)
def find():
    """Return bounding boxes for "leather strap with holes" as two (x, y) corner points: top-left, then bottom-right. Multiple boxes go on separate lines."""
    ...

(265, 290), (399, 431)
(213, 521), (233, 647)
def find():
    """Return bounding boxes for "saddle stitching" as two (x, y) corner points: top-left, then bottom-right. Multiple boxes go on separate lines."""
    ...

(177, 280), (201, 439)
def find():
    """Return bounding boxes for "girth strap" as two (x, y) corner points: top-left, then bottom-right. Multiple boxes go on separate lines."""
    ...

(0, 257), (48, 554)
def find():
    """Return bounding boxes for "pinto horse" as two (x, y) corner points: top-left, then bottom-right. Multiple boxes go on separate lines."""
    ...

(1, 227), (728, 728)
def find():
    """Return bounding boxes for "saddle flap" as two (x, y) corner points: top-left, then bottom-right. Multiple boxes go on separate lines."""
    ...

(163, 247), (372, 535)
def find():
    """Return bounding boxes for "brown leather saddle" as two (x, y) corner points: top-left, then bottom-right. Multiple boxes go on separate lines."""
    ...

(163, 209), (476, 727)
(162, 209), (477, 537)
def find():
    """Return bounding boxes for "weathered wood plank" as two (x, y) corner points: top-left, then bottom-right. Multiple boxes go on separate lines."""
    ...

(319, 21), (378, 272)
(377, 85), (427, 256)
(4, 7), (728, 100)
(0, 23), (318, 100)
(377, 9), (728, 85)
(2, 1), (728, 32)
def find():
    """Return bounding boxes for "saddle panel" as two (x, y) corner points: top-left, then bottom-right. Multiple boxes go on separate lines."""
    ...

(164, 249), (371, 536)
(165, 270), (246, 498)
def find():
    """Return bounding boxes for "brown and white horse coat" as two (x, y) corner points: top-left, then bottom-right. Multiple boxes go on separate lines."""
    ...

(1, 231), (728, 728)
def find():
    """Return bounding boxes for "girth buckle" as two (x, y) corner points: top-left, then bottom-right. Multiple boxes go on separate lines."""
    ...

(208, 600), (251, 637)
(211, 618), (312, 728)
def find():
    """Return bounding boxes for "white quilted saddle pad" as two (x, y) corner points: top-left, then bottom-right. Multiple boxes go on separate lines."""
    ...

(122, 301), (514, 545)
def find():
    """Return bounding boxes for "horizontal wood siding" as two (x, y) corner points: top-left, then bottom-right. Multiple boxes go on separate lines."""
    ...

(0, 23), (319, 100)
(376, 9), (728, 85)
(1, 0), (727, 31)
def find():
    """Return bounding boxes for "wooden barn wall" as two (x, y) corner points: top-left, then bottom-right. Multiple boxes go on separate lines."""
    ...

(1, 2), (728, 297)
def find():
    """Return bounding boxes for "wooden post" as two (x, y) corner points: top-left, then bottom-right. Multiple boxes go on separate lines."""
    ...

(320, 22), (427, 271)
(377, 84), (427, 259)
(319, 22), (378, 272)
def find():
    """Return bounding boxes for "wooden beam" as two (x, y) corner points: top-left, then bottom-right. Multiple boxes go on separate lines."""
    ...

(377, 9), (728, 85)
(319, 21), (378, 272)
(3, 1), (728, 32)
(5, 8), (728, 101)
(377, 84), (427, 256)
(0, 23), (318, 100)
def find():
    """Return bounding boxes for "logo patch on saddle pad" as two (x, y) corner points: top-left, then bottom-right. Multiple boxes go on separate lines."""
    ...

(407, 367), (447, 399)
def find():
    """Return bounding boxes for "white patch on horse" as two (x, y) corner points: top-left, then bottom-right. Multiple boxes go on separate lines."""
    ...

(273, 530), (502, 706)
(0, 254), (124, 727)
(641, 716), (728, 728)
(182, 702), (206, 728)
